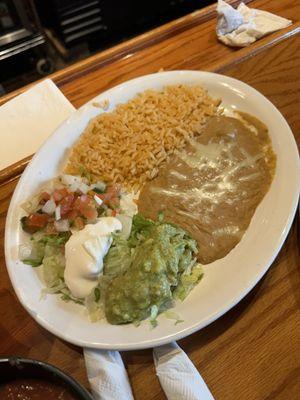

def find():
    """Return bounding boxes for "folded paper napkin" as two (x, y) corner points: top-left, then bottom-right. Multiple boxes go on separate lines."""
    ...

(0, 79), (75, 170)
(216, 0), (292, 47)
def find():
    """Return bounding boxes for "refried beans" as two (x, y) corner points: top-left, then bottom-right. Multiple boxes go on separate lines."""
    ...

(138, 113), (276, 264)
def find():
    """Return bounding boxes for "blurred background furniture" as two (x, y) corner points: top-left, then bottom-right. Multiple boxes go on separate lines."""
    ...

(0, 0), (214, 94)
(0, 0), (51, 94)
(0, 0), (44, 60)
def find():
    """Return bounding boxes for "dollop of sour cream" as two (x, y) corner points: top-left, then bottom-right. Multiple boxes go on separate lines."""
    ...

(64, 217), (122, 298)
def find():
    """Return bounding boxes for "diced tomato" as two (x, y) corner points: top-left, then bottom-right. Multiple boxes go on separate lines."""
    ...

(108, 197), (120, 209)
(53, 188), (69, 202)
(107, 184), (121, 197)
(73, 216), (85, 230)
(40, 192), (51, 202)
(80, 204), (98, 220)
(111, 210), (117, 217)
(60, 193), (75, 217)
(73, 196), (81, 210)
(92, 184), (121, 206)
(65, 209), (79, 220)
(73, 197), (81, 211)
(73, 195), (88, 207)
(27, 213), (49, 227)
(21, 213), (50, 233)
(73, 194), (97, 220)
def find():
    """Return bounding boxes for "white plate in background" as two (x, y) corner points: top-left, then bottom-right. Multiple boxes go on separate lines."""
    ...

(5, 71), (300, 350)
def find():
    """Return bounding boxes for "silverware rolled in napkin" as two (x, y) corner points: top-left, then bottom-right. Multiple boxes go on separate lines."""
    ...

(84, 343), (215, 400)
(84, 348), (134, 400)
(84, 342), (214, 400)
(153, 342), (214, 400)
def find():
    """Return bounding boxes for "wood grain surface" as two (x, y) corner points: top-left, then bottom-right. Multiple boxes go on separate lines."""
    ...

(0, 1), (300, 399)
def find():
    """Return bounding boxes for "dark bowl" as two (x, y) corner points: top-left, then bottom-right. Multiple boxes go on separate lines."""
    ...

(0, 357), (93, 400)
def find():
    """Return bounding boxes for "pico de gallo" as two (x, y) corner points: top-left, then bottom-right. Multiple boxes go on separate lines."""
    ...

(21, 175), (121, 236)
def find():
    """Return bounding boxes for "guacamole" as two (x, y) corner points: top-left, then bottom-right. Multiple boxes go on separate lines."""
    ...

(104, 214), (202, 325)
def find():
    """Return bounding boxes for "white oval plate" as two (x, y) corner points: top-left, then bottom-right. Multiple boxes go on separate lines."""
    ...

(5, 71), (300, 350)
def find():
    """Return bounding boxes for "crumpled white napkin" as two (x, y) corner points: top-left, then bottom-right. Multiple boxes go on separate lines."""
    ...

(216, 0), (292, 47)
(84, 348), (134, 400)
(153, 342), (214, 400)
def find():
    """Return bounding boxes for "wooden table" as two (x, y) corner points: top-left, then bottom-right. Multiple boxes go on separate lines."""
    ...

(0, 1), (299, 399)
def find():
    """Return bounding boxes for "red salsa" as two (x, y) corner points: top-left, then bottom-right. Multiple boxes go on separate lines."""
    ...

(0, 378), (77, 400)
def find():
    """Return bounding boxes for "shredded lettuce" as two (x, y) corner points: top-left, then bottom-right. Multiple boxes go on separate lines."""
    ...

(39, 232), (71, 246)
(104, 213), (203, 325)
(84, 286), (105, 322)
(20, 233), (71, 268)
(42, 245), (65, 288)
(128, 213), (155, 245)
(103, 235), (132, 278)
(21, 232), (82, 306)
(164, 310), (184, 325)
(22, 259), (43, 267)
(149, 305), (159, 328)
(94, 287), (101, 302)
(41, 244), (86, 305)
(92, 185), (106, 194)
(59, 287), (84, 305)
(19, 241), (45, 267)
(20, 208), (204, 325)
(173, 263), (204, 301)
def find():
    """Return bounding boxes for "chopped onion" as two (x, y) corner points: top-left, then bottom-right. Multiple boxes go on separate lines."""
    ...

(31, 231), (45, 242)
(70, 181), (90, 194)
(19, 243), (42, 263)
(55, 205), (61, 221)
(94, 195), (103, 206)
(78, 182), (90, 194)
(60, 174), (82, 186)
(19, 244), (32, 260)
(69, 183), (78, 193)
(42, 198), (56, 215)
(60, 174), (90, 194)
(54, 219), (70, 232)
(116, 214), (132, 240)
(119, 192), (138, 217)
